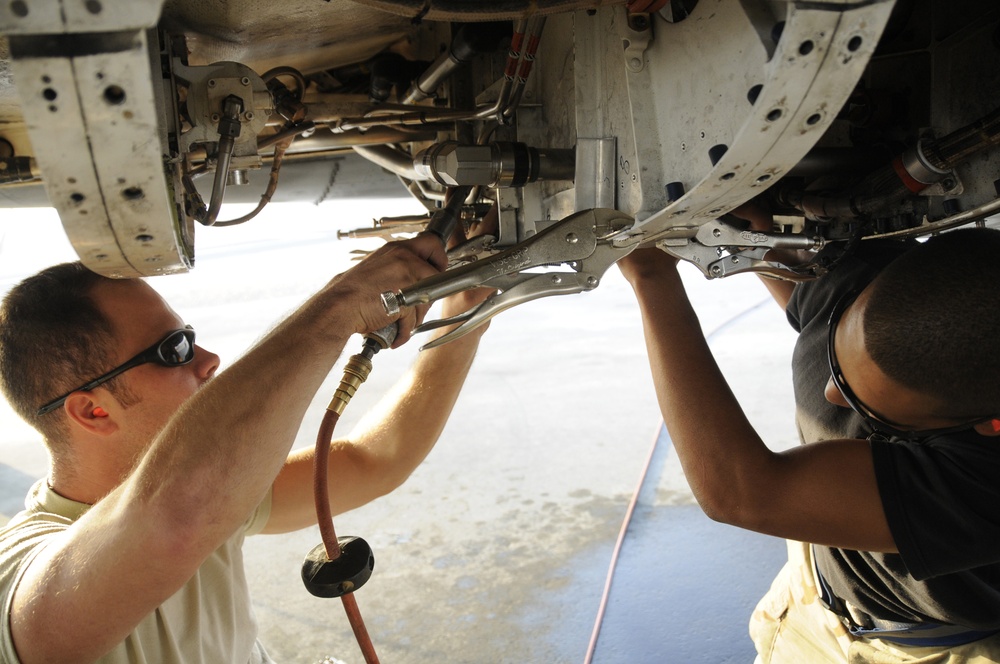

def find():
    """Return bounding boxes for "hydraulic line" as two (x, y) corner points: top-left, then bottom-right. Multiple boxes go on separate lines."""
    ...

(402, 22), (512, 105)
(203, 96), (244, 226)
(212, 134), (295, 227)
(788, 105), (1000, 221)
(333, 16), (543, 133)
(502, 16), (545, 120)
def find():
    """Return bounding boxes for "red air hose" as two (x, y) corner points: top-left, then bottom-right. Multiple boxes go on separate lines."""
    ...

(309, 333), (392, 664)
(313, 409), (380, 664)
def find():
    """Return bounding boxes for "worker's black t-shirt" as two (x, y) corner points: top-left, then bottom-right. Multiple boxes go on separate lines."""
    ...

(786, 240), (1000, 630)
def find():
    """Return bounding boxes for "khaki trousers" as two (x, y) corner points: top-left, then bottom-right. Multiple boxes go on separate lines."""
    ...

(749, 541), (1000, 664)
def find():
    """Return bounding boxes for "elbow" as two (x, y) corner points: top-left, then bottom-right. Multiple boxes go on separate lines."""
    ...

(694, 489), (749, 528)
(688, 469), (774, 533)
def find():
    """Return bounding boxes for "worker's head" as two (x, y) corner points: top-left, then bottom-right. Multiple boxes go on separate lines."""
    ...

(825, 227), (1000, 437)
(0, 262), (219, 472)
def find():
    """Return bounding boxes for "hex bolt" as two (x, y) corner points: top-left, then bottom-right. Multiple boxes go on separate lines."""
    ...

(629, 14), (649, 31)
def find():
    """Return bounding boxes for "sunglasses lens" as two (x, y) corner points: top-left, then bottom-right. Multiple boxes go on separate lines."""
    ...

(160, 331), (195, 365)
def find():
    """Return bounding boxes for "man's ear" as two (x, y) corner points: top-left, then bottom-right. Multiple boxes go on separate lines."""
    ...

(64, 393), (119, 436)
(972, 419), (1000, 437)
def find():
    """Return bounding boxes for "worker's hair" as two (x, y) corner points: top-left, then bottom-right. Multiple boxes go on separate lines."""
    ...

(863, 227), (1000, 419)
(0, 262), (139, 444)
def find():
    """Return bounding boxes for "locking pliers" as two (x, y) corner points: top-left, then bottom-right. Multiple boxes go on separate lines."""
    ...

(384, 208), (637, 349)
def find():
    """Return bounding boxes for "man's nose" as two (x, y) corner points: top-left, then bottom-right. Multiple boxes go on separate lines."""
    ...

(824, 376), (851, 408)
(194, 345), (221, 380)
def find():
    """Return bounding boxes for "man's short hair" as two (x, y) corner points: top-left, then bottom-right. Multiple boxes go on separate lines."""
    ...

(0, 262), (136, 440)
(863, 227), (1000, 419)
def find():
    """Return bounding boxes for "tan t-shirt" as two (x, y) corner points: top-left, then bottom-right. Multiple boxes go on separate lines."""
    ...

(0, 479), (273, 663)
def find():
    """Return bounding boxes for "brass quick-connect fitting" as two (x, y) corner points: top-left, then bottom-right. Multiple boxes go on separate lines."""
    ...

(327, 354), (373, 415)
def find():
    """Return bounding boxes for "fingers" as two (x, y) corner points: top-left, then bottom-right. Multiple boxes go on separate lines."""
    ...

(332, 234), (451, 345)
(391, 301), (433, 349)
(731, 199), (774, 231)
(408, 232), (449, 271)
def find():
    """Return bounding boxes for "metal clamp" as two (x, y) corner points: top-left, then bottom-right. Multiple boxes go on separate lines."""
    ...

(659, 218), (826, 281)
(385, 208), (636, 349)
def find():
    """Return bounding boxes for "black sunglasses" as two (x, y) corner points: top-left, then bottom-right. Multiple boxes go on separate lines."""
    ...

(827, 291), (990, 440)
(37, 327), (196, 417)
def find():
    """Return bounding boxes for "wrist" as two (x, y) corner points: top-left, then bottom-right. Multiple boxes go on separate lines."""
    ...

(621, 261), (682, 288)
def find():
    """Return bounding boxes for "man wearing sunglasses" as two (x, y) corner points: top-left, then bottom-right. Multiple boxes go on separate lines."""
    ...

(618, 222), (1000, 663)
(0, 233), (489, 664)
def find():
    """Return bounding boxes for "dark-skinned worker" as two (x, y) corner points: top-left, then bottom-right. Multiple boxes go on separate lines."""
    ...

(0, 232), (491, 664)
(618, 223), (1000, 663)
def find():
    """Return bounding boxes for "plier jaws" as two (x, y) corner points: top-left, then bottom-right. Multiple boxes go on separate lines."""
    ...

(390, 208), (636, 349)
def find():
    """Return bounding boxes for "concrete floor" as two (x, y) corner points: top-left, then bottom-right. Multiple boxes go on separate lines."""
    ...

(0, 204), (799, 663)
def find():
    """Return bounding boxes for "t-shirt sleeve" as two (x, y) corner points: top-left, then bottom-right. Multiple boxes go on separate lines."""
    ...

(871, 433), (1000, 581)
(1, 519), (69, 664)
(244, 486), (273, 536)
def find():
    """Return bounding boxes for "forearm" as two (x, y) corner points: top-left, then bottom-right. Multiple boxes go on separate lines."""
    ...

(265, 297), (486, 531)
(342, 322), (484, 500)
(629, 267), (776, 522)
(132, 292), (354, 544)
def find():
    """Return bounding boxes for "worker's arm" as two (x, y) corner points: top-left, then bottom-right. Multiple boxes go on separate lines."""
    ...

(618, 247), (896, 553)
(264, 286), (490, 533)
(730, 202), (797, 310)
(8, 236), (445, 664)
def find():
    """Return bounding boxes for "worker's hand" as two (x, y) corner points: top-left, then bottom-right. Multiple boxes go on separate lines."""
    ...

(329, 233), (446, 347)
(435, 204), (500, 332)
(731, 198), (774, 232)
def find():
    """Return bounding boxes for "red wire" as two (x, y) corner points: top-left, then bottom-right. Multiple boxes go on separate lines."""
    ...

(583, 420), (664, 664)
(314, 409), (381, 664)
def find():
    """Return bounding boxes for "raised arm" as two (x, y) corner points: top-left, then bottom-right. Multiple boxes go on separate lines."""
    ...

(264, 286), (490, 532)
(618, 247), (895, 553)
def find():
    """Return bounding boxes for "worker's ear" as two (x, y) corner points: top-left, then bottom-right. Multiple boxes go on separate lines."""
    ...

(63, 392), (119, 436)
(972, 419), (1000, 437)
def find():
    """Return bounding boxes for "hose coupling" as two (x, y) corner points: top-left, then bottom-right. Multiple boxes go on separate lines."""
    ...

(327, 354), (373, 416)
